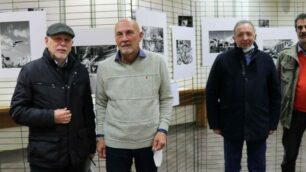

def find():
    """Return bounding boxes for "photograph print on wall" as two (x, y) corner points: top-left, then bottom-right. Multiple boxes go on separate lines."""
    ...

(73, 45), (116, 74)
(0, 11), (46, 78)
(256, 27), (298, 64)
(259, 19), (269, 28)
(209, 31), (234, 53)
(142, 26), (164, 54)
(72, 27), (116, 94)
(176, 40), (192, 65)
(1, 21), (31, 69)
(202, 18), (238, 66)
(178, 16), (193, 27)
(263, 39), (293, 62)
(136, 8), (168, 63)
(172, 26), (196, 80)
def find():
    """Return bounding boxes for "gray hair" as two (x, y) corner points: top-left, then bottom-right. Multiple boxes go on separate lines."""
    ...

(233, 20), (256, 35)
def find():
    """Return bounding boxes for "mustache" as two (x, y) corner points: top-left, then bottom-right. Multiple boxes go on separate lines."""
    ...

(299, 32), (306, 37)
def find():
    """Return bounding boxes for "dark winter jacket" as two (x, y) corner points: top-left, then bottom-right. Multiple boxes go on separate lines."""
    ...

(10, 48), (96, 168)
(206, 43), (281, 141)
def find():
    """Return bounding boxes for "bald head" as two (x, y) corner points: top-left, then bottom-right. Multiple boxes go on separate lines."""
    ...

(115, 19), (141, 33)
(114, 18), (144, 63)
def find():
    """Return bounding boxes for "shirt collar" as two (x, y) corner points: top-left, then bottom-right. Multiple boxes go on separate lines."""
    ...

(54, 58), (68, 68)
(298, 43), (306, 55)
(115, 49), (146, 61)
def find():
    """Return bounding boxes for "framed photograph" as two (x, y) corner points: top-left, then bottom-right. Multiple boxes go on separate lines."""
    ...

(73, 27), (116, 93)
(0, 11), (46, 78)
(178, 16), (193, 27)
(136, 8), (168, 63)
(202, 18), (239, 66)
(172, 26), (196, 80)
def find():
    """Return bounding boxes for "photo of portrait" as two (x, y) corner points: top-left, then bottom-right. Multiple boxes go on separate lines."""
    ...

(176, 40), (192, 65)
(259, 19), (269, 28)
(178, 16), (193, 27)
(209, 31), (234, 53)
(142, 26), (164, 54)
(1, 21), (31, 69)
(72, 45), (116, 74)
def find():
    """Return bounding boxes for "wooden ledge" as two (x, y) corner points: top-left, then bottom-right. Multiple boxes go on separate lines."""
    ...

(178, 89), (206, 128)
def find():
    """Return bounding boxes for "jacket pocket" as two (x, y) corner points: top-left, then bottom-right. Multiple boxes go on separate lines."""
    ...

(32, 82), (65, 108)
(28, 136), (60, 162)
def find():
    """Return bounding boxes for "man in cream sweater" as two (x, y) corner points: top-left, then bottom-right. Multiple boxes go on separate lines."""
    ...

(95, 19), (173, 172)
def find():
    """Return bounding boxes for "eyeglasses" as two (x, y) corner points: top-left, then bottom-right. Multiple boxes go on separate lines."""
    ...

(297, 25), (306, 31)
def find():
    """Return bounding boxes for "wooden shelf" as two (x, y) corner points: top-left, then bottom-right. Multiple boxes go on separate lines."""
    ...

(0, 89), (207, 129)
(0, 108), (18, 129)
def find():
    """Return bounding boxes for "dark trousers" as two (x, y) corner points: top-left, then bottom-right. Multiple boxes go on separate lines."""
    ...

(30, 165), (86, 172)
(30, 157), (89, 172)
(106, 146), (157, 172)
(281, 110), (306, 172)
(224, 138), (266, 172)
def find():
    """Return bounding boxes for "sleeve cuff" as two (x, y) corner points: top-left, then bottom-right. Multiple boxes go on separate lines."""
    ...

(96, 134), (104, 138)
(157, 128), (168, 135)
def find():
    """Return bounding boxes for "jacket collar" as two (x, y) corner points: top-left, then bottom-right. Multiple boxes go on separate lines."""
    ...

(42, 48), (76, 69)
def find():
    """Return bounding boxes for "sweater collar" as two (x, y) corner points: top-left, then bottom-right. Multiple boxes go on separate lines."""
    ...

(115, 49), (146, 62)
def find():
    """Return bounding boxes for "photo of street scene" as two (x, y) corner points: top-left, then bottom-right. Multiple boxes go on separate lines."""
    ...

(209, 31), (234, 53)
(263, 39), (293, 61)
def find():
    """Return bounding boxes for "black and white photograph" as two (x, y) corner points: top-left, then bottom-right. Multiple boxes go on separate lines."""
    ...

(263, 39), (293, 60)
(176, 40), (192, 65)
(172, 26), (196, 79)
(1, 21), (31, 68)
(72, 45), (116, 74)
(209, 31), (234, 53)
(142, 26), (164, 54)
(259, 19), (269, 27)
(136, 8), (168, 62)
(178, 16), (193, 27)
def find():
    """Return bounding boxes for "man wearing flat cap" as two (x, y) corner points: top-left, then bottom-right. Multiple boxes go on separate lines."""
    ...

(10, 23), (96, 172)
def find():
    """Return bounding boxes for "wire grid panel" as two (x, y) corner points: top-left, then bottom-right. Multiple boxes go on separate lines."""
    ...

(0, 0), (306, 172)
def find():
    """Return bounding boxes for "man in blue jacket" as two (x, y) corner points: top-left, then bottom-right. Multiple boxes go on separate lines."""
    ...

(206, 20), (281, 172)
(10, 23), (96, 172)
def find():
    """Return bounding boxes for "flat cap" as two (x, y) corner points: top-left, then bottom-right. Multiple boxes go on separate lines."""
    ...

(46, 23), (75, 38)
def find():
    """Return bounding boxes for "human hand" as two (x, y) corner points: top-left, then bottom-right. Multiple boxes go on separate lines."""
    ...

(152, 132), (167, 151)
(96, 138), (106, 159)
(54, 107), (71, 124)
(213, 129), (221, 135)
